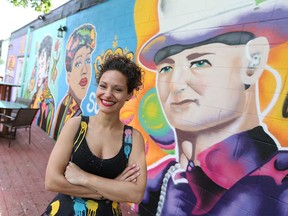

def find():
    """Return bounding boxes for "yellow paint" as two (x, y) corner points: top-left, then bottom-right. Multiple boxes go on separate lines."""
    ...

(260, 42), (288, 146)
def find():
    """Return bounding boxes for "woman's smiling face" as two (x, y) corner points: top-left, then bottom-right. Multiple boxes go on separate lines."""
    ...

(156, 43), (247, 131)
(96, 69), (131, 114)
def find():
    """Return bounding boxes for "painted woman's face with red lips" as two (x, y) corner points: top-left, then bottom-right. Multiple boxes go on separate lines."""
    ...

(67, 46), (92, 101)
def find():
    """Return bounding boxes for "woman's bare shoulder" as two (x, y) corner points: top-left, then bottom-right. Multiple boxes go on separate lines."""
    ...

(131, 127), (144, 145)
(66, 116), (82, 126)
(59, 116), (82, 134)
(132, 127), (142, 136)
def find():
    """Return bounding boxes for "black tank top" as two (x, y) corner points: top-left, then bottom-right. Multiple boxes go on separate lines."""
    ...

(71, 116), (133, 179)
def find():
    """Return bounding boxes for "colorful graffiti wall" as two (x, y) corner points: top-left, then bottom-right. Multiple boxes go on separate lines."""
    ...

(6, 0), (288, 215)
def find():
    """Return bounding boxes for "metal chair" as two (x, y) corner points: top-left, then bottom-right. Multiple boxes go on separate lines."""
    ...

(0, 108), (39, 147)
(10, 97), (32, 117)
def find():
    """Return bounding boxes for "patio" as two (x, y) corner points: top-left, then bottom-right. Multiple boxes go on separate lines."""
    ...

(0, 122), (138, 215)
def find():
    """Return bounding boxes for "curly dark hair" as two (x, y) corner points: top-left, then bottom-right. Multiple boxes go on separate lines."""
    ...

(39, 35), (53, 61)
(97, 54), (144, 94)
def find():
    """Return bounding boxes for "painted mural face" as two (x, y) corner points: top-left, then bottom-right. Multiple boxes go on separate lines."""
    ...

(156, 43), (248, 132)
(37, 48), (49, 87)
(96, 70), (130, 114)
(67, 46), (92, 101)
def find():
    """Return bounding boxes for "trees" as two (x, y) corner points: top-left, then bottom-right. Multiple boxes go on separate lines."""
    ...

(8, 0), (52, 13)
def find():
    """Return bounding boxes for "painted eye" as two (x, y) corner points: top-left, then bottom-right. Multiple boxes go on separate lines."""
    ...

(190, 60), (211, 69)
(85, 58), (91, 64)
(75, 61), (82, 68)
(159, 66), (173, 74)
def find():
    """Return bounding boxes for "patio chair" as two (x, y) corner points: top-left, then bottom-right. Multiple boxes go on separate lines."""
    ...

(10, 97), (32, 117)
(0, 108), (39, 147)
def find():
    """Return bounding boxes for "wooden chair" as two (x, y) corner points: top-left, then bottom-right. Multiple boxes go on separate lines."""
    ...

(0, 108), (39, 147)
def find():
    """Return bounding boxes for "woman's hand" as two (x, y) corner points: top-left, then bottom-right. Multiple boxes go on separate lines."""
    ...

(65, 162), (106, 200)
(65, 162), (87, 185)
(116, 164), (140, 182)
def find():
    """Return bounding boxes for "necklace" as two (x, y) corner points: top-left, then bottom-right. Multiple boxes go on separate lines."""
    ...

(156, 163), (181, 216)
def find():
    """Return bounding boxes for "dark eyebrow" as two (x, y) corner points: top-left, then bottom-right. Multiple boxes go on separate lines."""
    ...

(156, 58), (175, 65)
(156, 53), (214, 65)
(187, 53), (213, 61)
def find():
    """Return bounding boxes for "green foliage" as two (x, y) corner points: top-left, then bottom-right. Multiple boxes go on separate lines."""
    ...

(0, 58), (4, 65)
(8, 0), (52, 13)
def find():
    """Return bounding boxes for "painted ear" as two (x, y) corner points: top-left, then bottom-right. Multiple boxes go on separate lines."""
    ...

(66, 71), (71, 84)
(241, 37), (270, 85)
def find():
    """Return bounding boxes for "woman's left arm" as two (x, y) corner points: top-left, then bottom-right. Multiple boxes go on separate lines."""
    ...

(65, 128), (147, 204)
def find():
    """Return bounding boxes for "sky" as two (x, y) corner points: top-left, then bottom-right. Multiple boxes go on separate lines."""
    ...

(0, 0), (69, 40)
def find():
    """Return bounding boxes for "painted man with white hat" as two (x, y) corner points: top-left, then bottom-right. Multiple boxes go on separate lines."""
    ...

(138, 0), (288, 215)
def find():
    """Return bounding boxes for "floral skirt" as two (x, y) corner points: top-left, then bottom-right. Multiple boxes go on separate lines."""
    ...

(41, 193), (122, 216)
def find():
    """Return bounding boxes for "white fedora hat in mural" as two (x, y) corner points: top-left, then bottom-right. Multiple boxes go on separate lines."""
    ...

(138, 0), (288, 70)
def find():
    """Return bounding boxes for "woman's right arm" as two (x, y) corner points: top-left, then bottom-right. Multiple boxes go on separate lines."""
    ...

(44, 116), (102, 199)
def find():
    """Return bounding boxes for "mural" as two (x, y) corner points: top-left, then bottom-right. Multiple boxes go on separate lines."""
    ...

(8, 0), (138, 137)
(5, 55), (16, 83)
(26, 35), (55, 134)
(52, 24), (96, 140)
(136, 0), (288, 215)
(4, 0), (288, 215)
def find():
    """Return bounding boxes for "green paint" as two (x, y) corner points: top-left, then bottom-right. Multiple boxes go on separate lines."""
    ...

(255, 0), (267, 6)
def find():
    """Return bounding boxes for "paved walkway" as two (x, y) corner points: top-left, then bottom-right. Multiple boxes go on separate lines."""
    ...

(0, 123), (138, 216)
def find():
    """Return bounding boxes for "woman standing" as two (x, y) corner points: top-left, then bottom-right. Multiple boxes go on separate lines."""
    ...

(42, 54), (146, 216)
